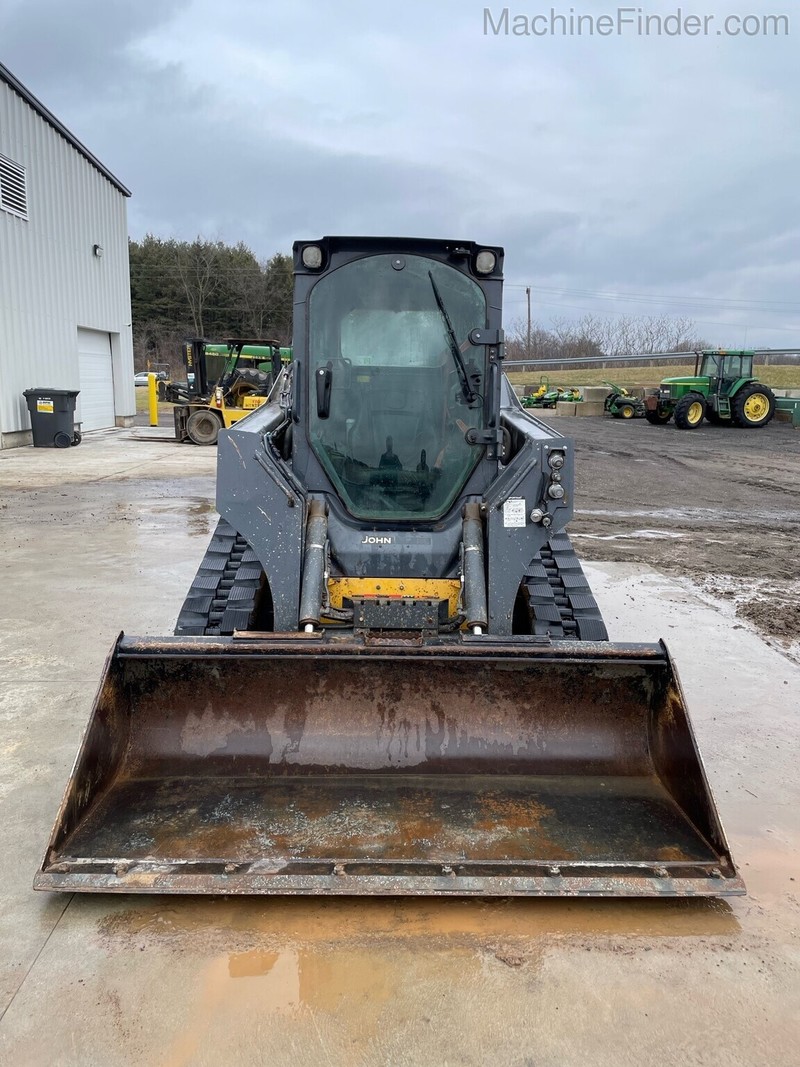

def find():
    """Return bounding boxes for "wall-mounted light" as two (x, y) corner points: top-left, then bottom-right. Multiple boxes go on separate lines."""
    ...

(93, 244), (104, 258)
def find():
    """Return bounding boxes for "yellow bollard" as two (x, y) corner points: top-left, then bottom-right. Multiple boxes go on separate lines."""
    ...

(148, 373), (159, 426)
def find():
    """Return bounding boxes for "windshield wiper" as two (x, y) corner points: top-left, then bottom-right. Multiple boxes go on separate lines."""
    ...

(428, 271), (477, 404)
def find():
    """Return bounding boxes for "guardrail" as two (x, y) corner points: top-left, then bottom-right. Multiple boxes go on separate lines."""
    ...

(504, 348), (800, 371)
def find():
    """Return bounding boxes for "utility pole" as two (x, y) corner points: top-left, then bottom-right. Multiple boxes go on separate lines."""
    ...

(525, 287), (531, 367)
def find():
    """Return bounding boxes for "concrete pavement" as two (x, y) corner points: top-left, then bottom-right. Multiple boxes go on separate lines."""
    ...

(0, 430), (798, 1066)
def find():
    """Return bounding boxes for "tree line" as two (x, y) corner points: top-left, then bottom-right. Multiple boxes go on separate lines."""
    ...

(129, 236), (710, 373)
(130, 236), (293, 372)
(505, 313), (710, 366)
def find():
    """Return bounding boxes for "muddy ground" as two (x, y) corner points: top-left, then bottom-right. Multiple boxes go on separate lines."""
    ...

(545, 415), (800, 653)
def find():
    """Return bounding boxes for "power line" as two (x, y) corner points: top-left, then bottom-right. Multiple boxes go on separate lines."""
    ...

(501, 294), (800, 332)
(505, 282), (800, 312)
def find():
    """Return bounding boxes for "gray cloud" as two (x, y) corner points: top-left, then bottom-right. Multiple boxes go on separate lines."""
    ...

(0, 0), (189, 100)
(2, 0), (799, 344)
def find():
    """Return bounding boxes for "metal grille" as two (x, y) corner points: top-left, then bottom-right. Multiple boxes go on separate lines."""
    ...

(0, 152), (27, 219)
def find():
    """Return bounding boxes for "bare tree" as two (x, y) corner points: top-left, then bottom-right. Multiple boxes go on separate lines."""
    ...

(238, 253), (293, 341)
(504, 312), (709, 366)
(170, 238), (225, 337)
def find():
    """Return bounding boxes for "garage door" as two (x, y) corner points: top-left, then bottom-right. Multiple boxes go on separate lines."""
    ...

(77, 328), (115, 431)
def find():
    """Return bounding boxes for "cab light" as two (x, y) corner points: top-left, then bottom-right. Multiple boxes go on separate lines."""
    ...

(302, 245), (324, 269)
(475, 250), (496, 274)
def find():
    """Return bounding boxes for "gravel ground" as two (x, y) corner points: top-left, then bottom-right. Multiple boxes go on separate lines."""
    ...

(550, 414), (800, 655)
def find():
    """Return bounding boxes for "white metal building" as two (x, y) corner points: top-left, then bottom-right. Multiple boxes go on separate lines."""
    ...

(0, 62), (134, 448)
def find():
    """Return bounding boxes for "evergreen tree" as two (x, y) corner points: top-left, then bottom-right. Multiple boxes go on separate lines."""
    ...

(129, 236), (294, 372)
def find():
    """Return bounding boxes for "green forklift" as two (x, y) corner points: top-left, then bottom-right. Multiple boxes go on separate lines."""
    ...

(644, 350), (776, 429)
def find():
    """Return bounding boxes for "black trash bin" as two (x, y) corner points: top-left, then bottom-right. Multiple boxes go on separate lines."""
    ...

(23, 388), (81, 448)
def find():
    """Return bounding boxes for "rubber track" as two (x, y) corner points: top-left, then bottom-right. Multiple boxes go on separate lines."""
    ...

(175, 518), (264, 636)
(523, 531), (608, 641)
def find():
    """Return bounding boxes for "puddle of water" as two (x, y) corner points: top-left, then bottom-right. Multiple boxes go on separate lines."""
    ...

(102, 893), (741, 950)
(161, 943), (443, 1067)
(125, 497), (217, 540)
(161, 949), (301, 1067)
(120, 498), (215, 515)
(228, 948), (280, 978)
(102, 891), (748, 1067)
(575, 506), (799, 524)
(295, 947), (397, 1017)
(572, 529), (685, 541)
(736, 840), (799, 903)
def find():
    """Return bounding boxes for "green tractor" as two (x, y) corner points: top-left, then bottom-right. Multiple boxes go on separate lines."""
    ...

(644, 350), (776, 430)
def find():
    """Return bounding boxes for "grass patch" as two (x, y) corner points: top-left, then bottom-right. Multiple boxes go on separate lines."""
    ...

(506, 363), (800, 390)
(135, 389), (175, 415)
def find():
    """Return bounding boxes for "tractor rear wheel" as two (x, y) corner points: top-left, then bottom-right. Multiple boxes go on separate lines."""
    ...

(731, 384), (776, 429)
(674, 394), (705, 429)
(186, 408), (222, 445)
(615, 402), (637, 419)
(645, 408), (672, 425)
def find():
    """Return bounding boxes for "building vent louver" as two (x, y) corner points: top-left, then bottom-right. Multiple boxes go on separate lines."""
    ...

(0, 153), (28, 219)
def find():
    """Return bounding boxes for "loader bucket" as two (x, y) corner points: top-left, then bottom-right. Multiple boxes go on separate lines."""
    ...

(35, 635), (744, 897)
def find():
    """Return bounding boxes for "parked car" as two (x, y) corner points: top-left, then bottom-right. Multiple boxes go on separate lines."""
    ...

(134, 371), (168, 386)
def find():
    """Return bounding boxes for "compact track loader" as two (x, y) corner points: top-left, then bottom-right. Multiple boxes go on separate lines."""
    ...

(36, 238), (743, 898)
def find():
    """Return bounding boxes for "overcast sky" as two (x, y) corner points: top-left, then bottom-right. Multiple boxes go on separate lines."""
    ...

(2, 0), (798, 345)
